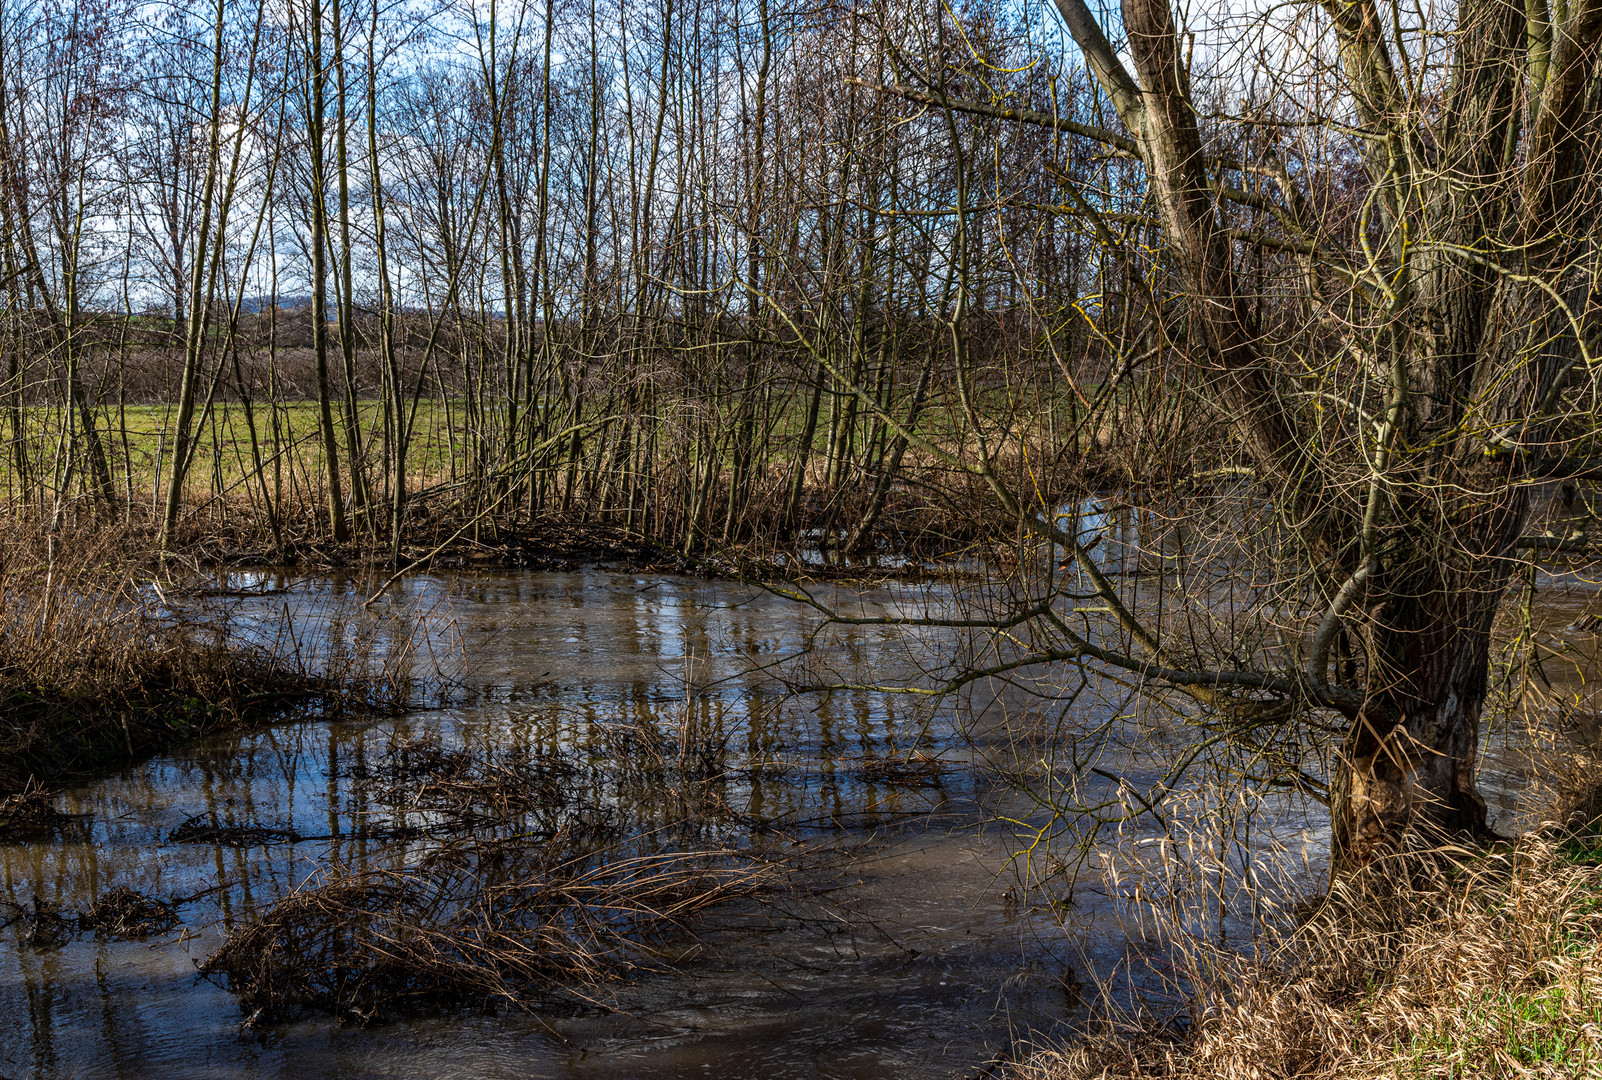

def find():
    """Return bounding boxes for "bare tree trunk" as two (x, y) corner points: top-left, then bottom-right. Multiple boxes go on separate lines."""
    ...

(306, 0), (349, 543)
(332, 0), (369, 530)
(158, 0), (228, 550)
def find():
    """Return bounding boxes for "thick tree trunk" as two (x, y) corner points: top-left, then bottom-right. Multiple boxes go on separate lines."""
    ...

(1331, 484), (1528, 868)
(1333, 623), (1494, 867)
(1029, 0), (1591, 879)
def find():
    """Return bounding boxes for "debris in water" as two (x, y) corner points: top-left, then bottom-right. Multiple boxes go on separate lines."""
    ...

(1, 896), (76, 948)
(168, 815), (301, 846)
(844, 749), (948, 787)
(200, 835), (784, 1023)
(0, 782), (79, 839)
(79, 887), (181, 938)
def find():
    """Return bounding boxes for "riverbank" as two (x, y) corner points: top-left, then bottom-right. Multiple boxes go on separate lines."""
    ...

(1013, 793), (1602, 1079)
(4, 493), (996, 587)
(0, 502), (959, 803)
(4, 543), (1598, 1077)
(0, 566), (1057, 1078)
(0, 525), (416, 800)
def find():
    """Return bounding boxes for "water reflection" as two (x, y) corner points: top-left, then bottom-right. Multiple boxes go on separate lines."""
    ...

(0, 569), (1070, 1080)
(6, 555), (1587, 1079)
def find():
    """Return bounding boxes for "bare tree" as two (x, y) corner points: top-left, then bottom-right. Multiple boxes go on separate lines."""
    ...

(807, 0), (1602, 873)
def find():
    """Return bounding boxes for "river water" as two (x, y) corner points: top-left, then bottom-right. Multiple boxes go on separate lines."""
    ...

(2, 554), (1594, 1080)
(0, 569), (1095, 1080)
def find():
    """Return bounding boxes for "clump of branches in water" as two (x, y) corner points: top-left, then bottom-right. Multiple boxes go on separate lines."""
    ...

(3, 886), (180, 943)
(77, 887), (181, 938)
(0, 522), (429, 794)
(203, 728), (795, 1024)
(201, 837), (785, 1024)
(0, 781), (78, 839)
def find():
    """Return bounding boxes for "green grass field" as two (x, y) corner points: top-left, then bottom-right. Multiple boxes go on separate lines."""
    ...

(0, 379), (1093, 509)
(0, 399), (465, 503)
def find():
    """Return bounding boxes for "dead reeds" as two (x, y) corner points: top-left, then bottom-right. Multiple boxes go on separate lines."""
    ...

(0, 521), (424, 795)
(359, 732), (581, 831)
(1012, 834), (1602, 1079)
(200, 724), (792, 1024)
(200, 839), (784, 1023)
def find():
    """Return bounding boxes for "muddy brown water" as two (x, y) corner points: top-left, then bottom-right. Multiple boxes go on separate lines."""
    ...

(1, 560), (1592, 1080)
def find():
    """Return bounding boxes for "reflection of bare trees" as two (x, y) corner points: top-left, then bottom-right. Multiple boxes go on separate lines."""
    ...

(795, 0), (1602, 877)
(758, 0), (1602, 887)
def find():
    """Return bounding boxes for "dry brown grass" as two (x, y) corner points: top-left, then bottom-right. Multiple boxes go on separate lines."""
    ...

(0, 521), (416, 795)
(200, 838), (786, 1024)
(1014, 835), (1602, 1080)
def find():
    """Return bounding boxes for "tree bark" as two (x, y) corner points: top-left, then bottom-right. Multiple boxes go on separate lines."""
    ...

(1332, 480), (1527, 866)
(1042, 0), (1557, 869)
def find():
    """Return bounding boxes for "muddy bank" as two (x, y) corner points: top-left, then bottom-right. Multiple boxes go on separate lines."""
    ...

(201, 518), (986, 591)
(0, 527), (422, 799)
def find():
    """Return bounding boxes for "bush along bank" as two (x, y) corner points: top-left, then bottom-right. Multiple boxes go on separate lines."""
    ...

(1014, 811), (1602, 1080)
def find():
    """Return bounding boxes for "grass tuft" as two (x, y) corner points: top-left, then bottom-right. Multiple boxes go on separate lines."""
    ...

(1015, 835), (1602, 1079)
(0, 521), (419, 796)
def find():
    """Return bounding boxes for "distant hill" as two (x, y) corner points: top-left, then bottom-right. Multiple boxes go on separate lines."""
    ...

(237, 294), (312, 314)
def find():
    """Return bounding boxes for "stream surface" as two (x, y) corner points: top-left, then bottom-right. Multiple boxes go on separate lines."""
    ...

(2, 557), (1592, 1080)
(0, 569), (1089, 1080)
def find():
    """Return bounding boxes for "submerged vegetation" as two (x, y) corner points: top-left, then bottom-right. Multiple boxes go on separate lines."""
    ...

(201, 727), (797, 1023)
